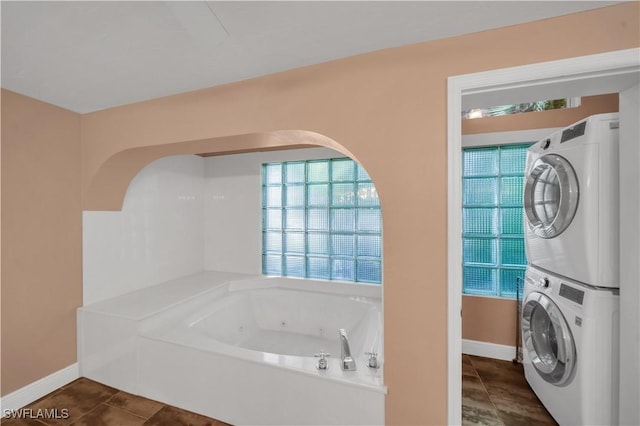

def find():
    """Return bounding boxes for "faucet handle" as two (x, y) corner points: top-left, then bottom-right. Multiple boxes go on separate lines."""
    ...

(314, 352), (330, 370)
(365, 351), (380, 369)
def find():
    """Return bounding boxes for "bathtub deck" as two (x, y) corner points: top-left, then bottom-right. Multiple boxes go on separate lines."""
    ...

(81, 271), (258, 320)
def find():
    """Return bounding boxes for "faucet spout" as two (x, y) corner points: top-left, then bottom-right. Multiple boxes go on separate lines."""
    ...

(339, 328), (357, 371)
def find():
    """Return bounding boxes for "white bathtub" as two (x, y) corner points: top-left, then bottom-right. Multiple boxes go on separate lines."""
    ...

(78, 272), (385, 425)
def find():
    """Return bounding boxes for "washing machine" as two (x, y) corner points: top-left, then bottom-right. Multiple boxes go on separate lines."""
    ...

(524, 113), (619, 287)
(521, 265), (619, 426)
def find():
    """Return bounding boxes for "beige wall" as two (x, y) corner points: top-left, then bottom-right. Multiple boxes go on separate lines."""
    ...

(461, 93), (619, 346)
(0, 3), (636, 424)
(462, 296), (519, 347)
(1, 90), (82, 395)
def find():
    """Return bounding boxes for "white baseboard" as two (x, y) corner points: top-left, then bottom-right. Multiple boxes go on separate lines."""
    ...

(462, 339), (517, 361)
(0, 363), (79, 414)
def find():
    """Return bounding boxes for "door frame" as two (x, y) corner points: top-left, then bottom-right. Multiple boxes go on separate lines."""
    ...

(447, 48), (640, 424)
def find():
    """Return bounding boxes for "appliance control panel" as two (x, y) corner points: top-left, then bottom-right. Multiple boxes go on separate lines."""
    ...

(560, 120), (587, 143)
(559, 283), (585, 305)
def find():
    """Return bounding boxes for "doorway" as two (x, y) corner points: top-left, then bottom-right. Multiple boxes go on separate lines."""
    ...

(447, 48), (640, 424)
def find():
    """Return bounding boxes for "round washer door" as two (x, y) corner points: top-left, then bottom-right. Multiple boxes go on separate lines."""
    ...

(524, 154), (579, 238)
(522, 291), (576, 386)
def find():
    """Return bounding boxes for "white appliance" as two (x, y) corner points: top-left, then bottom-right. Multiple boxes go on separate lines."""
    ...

(523, 113), (619, 287)
(521, 265), (619, 426)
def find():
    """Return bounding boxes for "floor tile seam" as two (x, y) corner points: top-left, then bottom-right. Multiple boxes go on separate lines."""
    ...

(463, 355), (481, 378)
(470, 360), (481, 378)
(462, 378), (504, 424)
(485, 392), (513, 426)
(473, 370), (505, 426)
(102, 390), (142, 416)
(470, 373), (556, 424)
(141, 406), (169, 425)
(460, 403), (504, 426)
(141, 405), (222, 425)
(101, 400), (153, 421)
(65, 401), (109, 426)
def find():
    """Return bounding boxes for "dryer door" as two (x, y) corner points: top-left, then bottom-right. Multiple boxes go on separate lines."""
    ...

(522, 291), (576, 386)
(524, 154), (579, 238)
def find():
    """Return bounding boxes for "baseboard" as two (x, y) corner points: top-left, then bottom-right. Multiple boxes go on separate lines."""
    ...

(462, 339), (516, 361)
(0, 363), (79, 414)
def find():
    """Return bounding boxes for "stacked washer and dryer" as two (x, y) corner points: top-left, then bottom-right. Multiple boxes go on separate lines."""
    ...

(521, 113), (620, 425)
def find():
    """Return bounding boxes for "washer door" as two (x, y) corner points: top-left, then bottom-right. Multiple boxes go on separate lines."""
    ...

(522, 291), (576, 386)
(524, 154), (579, 238)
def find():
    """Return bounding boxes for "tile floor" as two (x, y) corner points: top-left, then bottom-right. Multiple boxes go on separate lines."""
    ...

(1, 378), (228, 426)
(3, 357), (555, 426)
(462, 354), (557, 426)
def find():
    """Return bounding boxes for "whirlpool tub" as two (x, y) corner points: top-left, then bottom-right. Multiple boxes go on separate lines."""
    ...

(78, 271), (385, 425)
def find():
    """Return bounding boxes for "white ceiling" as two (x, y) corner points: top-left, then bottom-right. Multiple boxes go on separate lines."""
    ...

(1, 1), (622, 113)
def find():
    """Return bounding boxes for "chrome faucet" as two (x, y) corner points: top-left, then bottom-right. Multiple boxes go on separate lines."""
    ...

(339, 328), (357, 371)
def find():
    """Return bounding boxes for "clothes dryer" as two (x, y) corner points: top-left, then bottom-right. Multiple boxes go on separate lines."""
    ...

(524, 113), (619, 287)
(522, 265), (619, 425)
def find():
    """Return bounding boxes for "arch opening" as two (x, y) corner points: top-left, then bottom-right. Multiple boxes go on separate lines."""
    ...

(82, 129), (385, 337)
(84, 130), (359, 211)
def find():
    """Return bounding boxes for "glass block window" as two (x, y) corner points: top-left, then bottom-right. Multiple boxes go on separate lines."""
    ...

(463, 144), (530, 298)
(262, 158), (382, 284)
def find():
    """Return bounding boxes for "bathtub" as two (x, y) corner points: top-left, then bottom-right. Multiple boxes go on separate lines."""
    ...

(78, 271), (385, 425)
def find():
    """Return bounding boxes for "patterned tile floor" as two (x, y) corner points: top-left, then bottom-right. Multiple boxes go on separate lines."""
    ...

(3, 357), (555, 426)
(462, 354), (557, 426)
(1, 378), (228, 426)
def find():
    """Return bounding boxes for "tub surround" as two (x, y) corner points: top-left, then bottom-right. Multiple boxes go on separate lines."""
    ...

(82, 155), (205, 305)
(78, 271), (252, 395)
(78, 271), (385, 425)
(79, 271), (252, 321)
(83, 148), (343, 306)
(80, 149), (382, 424)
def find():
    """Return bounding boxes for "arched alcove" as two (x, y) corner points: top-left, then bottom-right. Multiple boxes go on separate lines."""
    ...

(81, 130), (386, 423)
(84, 130), (359, 211)
(83, 128), (382, 294)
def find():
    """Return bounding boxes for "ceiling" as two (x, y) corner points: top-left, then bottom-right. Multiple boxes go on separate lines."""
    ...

(1, 1), (622, 113)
